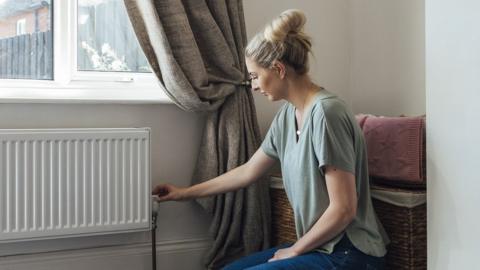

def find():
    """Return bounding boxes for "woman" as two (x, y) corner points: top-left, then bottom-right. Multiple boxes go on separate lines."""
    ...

(153, 9), (389, 270)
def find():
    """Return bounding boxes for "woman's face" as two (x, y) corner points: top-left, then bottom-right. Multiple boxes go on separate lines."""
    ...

(246, 57), (285, 101)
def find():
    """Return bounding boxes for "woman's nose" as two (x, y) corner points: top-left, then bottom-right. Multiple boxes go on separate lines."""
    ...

(251, 82), (259, 91)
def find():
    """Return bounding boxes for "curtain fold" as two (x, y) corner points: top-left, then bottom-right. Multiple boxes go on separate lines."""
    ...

(124, 0), (271, 268)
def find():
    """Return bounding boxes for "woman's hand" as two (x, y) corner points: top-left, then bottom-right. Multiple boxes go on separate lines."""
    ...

(268, 246), (299, 262)
(152, 183), (188, 202)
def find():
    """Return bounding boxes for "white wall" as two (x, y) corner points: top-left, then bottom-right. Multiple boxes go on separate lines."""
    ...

(244, 0), (350, 136)
(245, 0), (425, 135)
(0, 239), (210, 270)
(349, 0), (425, 116)
(426, 1), (480, 269)
(0, 104), (211, 269)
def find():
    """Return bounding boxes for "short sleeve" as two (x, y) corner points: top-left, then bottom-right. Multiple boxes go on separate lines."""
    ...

(261, 119), (279, 160)
(313, 111), (355, 175)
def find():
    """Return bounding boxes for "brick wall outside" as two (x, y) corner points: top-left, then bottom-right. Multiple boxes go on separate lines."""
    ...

(0, 7), (50, 38)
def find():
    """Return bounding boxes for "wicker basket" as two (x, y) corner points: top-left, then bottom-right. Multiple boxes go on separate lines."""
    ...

(270, 187), (297, 245)
(270, 179), (427, 270)
(372, 187), (427, 270)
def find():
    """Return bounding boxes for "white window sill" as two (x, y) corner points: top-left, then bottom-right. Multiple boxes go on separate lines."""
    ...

(0, 85), (173, 104)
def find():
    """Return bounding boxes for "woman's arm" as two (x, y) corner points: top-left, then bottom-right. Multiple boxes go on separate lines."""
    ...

(153, 148), (276, 202)
(269, 165), (357, 261)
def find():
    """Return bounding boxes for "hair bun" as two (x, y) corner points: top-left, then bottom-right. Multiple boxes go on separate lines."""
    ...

(264, 9), (307, 43)
(245, 9), (312, 75)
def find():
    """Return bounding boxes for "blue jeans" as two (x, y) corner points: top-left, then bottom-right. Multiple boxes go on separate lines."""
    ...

(222, 236), (385, 270)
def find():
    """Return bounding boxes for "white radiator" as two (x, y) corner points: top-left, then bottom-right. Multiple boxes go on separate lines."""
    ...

(0, 128), (151, 242)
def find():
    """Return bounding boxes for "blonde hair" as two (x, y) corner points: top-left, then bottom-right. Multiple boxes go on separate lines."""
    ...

(245, 9), (312, 75)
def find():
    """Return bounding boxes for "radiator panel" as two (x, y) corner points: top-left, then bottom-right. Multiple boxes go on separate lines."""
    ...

(0, 128), (151, 242)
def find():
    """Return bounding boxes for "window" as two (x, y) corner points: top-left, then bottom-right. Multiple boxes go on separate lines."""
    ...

(16, 19), (26, 35)
(77, 0), (150, 73)
(0, 0), (166, 103)
(0, 1), (53, 80)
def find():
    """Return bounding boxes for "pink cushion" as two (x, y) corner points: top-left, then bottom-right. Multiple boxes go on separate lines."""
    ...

(361, 115), (426, 182)
(355, 114), (369, 130)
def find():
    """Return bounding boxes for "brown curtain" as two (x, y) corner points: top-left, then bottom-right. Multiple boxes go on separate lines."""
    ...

(123, 0), (271, 268)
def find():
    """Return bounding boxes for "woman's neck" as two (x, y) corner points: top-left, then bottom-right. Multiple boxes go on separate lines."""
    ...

(285, 75), (321, 114)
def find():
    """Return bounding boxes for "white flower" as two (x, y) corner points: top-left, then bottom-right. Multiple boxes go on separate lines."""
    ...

(80, 41), (130, 71)
(101, 43), (112, 55)
(111, 60), (127, 71)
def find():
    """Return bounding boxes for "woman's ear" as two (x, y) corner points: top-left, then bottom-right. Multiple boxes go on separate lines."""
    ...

(272, 60), (286, 79)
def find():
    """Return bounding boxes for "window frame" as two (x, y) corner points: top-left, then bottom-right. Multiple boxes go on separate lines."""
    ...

(16, 18), (26, 35)
(0, 0), (170, 104)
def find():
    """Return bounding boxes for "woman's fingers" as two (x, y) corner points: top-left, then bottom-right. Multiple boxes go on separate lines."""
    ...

(268, 251), (279, 262)
(152, 184), (167, 195)
(153, 193), (172, 202)
(152, 183), (185, 202)
(152, 184), (174, 201)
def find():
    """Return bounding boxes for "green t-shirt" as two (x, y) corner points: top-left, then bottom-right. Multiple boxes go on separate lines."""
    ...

(262, 90), (389, 257)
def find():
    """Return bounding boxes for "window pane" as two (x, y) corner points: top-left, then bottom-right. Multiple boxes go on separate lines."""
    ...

(0, 0), (53, 80)
(77, 0), (150, 73)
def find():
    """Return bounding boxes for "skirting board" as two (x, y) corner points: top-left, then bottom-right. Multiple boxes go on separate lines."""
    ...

(0, 238), (211, 270)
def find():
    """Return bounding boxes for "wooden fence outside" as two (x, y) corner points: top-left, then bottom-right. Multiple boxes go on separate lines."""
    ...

(0, 1), (149, 80)
(77, 1), (149, 73)
(0, 30), (53, 80)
